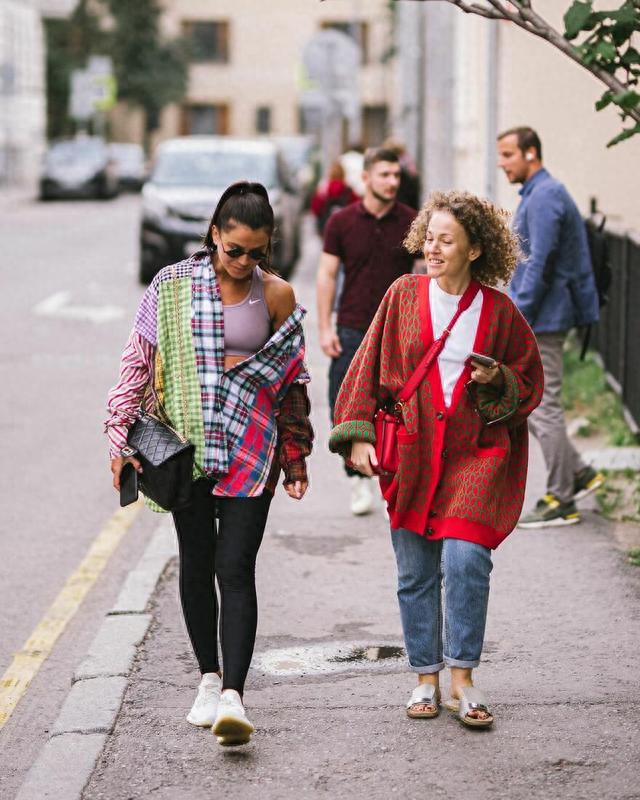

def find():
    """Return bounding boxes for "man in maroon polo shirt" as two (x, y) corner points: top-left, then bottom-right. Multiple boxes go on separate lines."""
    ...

(317, 146), (418, 516)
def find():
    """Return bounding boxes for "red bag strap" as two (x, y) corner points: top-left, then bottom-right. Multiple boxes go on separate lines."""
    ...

(396, 279), (481, 408)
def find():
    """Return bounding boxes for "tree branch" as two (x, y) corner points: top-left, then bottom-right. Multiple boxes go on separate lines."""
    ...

(409, 0), (640, 127)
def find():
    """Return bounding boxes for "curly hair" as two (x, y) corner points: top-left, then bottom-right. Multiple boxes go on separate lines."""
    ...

(403, 190), (520, 287)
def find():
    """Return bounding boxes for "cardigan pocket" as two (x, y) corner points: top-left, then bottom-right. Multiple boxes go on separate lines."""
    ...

(390, 429), (420, 512)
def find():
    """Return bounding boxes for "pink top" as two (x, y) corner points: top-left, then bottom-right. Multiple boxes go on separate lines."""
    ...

(223, 266), (271, 357)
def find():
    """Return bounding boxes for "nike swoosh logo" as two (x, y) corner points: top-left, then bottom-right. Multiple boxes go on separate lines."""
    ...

(249, 298), (262, 305)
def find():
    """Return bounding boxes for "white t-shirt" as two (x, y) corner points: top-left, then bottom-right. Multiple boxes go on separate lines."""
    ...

(429, 279), (483, 407)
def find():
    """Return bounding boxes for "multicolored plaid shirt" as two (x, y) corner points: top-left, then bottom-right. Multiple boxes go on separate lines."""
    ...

(105, 250), (312, 505)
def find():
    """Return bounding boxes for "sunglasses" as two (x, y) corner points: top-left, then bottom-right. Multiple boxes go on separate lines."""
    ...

(218, 238), (268, 262)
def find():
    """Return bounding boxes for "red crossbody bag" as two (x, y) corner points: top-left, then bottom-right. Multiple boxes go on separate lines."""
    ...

(374, 280), (480, 475)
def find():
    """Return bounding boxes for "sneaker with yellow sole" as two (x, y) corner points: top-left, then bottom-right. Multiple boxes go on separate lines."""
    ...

(573, 466), (606, 502)
(517, 494), (580, 529)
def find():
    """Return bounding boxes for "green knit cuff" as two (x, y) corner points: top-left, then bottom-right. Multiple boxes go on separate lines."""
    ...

(474, 365), (520, 423)
(328, 420), (376, 454)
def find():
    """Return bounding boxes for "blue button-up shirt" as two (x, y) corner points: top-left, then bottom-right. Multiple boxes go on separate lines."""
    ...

(509, 168), (599, 333)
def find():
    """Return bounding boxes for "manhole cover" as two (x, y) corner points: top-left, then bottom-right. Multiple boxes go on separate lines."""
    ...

(254, 641), (405, 676)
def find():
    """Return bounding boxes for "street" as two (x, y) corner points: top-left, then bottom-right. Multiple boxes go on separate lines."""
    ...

(0, 192), (159, 795)
(2, 194), (640, 800)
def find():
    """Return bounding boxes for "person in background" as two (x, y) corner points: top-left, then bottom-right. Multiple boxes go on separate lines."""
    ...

(497, 126), (605, 529)
(310, 160), (360, 236)
(106, 182), (313, 747)
(317, 147), (418, 516)
(384, 138), (421, 210)
(329, 190), (543, 728)
(339, 143), (365, 196)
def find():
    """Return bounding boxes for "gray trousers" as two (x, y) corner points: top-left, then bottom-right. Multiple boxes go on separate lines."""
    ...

(528, 332), (587, 503)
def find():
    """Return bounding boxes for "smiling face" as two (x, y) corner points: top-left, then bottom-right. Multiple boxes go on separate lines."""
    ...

(211, 220), (270, 280)
(423, 210), (482, 293)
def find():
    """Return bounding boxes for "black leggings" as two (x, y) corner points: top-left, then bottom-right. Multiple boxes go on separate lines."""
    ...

(171, 478), (272, 695)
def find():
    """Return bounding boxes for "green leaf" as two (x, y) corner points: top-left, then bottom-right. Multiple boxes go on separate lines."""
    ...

(564, 0), (594, 40)
(611, 89), (640, 110)
(595, 40), (618, 61)
(621, 47), (640, 67)
(595, 92), (614, 111)
(609, 3), (639, 44)
(606, 122), (640, 148)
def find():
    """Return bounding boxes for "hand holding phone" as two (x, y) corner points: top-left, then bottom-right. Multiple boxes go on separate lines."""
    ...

(119, 462), (139, 507)
(468, 351), (498, 369)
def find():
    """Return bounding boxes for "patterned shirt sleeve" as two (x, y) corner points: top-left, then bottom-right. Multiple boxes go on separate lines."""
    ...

(277, 382), (314, 484)
(104, 331), (155, 459)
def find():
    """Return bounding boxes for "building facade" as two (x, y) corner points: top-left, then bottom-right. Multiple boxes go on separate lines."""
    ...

(0, 0), (77, 189)
(394, 0), (639, 232)
(110, 0), (396, 156)
(0, 0), (46, 187)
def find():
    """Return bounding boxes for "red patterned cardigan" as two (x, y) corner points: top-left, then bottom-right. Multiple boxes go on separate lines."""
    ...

(329, 275), (544, 549)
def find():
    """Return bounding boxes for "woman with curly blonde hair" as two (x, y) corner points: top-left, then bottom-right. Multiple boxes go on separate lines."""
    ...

(329, 190), (543, 728)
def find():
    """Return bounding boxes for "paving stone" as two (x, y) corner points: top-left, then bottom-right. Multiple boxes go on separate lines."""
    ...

(74, 614), (151, 681)
(15, 732), (107, 800)
(52, 676), (128, 735)
(110, 520), (176, 614)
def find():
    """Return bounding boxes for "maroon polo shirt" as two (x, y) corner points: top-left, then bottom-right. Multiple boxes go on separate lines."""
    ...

(323, 200), (417, 331)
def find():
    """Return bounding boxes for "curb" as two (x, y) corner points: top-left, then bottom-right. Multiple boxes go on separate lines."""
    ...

(14, 519), (177, 800)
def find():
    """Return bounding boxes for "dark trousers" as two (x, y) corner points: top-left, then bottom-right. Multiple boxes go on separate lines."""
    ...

(328, 325), (366, 478)
(171, 478), (272, 695)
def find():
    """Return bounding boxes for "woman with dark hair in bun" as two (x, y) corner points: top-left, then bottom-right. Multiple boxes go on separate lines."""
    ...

(106, 181), (313, 747)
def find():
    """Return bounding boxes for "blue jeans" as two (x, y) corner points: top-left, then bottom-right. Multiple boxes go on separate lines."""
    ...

(390, 530), (493, 673)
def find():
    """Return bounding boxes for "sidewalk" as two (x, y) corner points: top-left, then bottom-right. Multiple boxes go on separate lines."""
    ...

(20, 224), (640, 799)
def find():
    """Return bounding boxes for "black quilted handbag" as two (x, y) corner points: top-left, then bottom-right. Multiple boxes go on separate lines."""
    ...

(122, 263), (195, 512)
(125, 413), (195, 511)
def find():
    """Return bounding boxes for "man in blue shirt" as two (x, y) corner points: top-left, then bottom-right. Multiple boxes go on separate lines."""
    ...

(497, 126), (605, 528)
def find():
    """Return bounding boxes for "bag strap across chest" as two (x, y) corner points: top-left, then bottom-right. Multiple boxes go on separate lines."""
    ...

(396, 279), (480, 409)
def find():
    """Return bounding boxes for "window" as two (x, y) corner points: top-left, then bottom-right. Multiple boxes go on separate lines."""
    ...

(255, 106), (271, 134)
(298, 106), (322, 135)
(320, 21), (369, 63)
(181, 104), (229, 136)
(182, 21), (229, 63)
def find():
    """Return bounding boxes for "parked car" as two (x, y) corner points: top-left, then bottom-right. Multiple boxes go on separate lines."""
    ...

(139, 136), (301, 284)
(108, 142), (146, 191)
(39, 137), (119, 200)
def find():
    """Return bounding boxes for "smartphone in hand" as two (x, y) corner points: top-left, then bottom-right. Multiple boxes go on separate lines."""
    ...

(119, 462), (139, 507)
(468, 351), (498, 369)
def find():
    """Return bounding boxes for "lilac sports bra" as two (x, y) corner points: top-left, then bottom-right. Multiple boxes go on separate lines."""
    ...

(223, 266), (271, 358)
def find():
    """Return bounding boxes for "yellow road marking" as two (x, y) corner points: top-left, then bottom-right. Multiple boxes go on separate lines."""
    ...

(0, 499), (143, 729)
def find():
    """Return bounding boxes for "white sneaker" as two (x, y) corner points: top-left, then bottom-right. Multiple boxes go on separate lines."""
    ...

(350, 475), (373, 516)
(212, 689), (254, 746)
(186, 673), (221, 727)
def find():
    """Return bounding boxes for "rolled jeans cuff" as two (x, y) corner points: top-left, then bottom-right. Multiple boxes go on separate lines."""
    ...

(409, 660), (445, 674)
(444, 656), (480, 669)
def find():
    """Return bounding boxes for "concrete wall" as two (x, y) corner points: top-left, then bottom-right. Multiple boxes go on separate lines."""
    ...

(496, 0), (640, 229)
(394, 0), (638, 232)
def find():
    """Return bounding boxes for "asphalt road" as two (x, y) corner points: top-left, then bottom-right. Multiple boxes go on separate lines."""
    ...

(0, 192), (159, 795)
